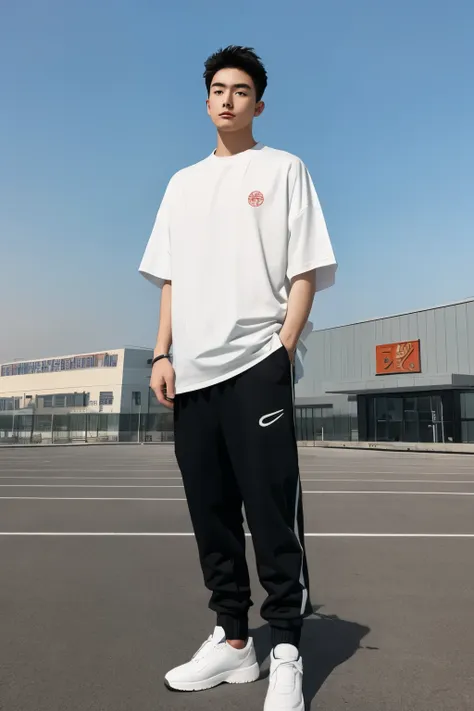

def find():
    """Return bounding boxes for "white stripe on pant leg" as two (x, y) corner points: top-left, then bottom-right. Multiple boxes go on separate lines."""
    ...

(290, 362), (308, 616)
(293, 475), (308, 615)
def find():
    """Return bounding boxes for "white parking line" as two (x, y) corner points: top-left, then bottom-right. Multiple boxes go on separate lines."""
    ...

(305, 533), (474, 537)
(0, 497), (187, 501)
(0, 476), (182, 480)
(0, 484), (184, 488)
(2, 491), (474, 499)
(2, 477), (474, 484)
(4, 468), (474, 478)
(0, 532), (473, 538)
(0, 469), (181, 474)
(299, 471), (474, 476)
(303, 491), (474, 496)
(303, 479), (474, 484)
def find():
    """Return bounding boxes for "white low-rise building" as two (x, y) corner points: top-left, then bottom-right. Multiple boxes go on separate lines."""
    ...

(0, 347), (171, 443)
(1, 347), (153, 413)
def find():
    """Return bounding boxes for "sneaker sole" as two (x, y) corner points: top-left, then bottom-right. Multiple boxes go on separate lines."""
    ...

(164, 661), (261, 692)
(264, 697), (304, 711)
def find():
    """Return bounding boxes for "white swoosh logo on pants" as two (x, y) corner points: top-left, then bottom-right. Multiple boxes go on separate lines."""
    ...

(259, 409), (284, 428)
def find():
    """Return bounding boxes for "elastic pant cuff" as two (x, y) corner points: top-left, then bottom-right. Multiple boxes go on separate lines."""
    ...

(217, 615), (249, 641)
(271, 625), (302, 649)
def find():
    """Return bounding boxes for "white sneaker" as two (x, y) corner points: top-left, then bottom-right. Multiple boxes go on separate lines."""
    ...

(164, 626), (260, 692)
(264, 644), (304, 711)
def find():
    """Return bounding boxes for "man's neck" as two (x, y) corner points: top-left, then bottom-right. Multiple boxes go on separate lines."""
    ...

(214, 129), (257, 157)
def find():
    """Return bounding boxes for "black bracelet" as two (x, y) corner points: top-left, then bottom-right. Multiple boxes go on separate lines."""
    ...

(151, 354), (171, 367)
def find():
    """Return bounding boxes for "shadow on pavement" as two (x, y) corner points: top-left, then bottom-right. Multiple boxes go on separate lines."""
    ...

(251, 605), (372, 710)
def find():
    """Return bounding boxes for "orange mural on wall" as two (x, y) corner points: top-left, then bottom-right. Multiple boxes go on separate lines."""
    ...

(376, 340), (421, 375)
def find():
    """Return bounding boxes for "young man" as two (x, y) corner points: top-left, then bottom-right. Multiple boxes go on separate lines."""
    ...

(139, 46), (337, 711)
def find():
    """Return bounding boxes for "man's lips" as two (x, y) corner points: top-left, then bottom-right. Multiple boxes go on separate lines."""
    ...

(219, 112), (235, 118)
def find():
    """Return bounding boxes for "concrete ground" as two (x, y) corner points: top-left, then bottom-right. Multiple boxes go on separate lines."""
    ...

(0, 445), (473, 711)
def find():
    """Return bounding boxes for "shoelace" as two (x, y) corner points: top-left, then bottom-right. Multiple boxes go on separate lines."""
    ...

(192, 636), (226, 662)
(272, 659), (302, 688)
(192, 636), (212, 661)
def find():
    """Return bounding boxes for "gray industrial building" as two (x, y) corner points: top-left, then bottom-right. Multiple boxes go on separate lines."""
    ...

(294, 297), (474, 444)
(2, 299), (474, 446)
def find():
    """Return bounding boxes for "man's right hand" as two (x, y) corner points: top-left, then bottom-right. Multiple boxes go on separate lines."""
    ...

(151, 358), (176, 410)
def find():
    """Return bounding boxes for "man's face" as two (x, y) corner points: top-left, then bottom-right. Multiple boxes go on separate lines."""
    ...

(206, 67), (264, 132)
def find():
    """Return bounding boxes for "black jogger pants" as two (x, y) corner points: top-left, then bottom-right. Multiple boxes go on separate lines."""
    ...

(174, 346), (312, 647)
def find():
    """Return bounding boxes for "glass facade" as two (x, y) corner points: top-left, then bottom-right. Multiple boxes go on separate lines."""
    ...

(460, 392), (474, 419)
(1, 392), (473, 444)
(294, 406), (357, 442)
(0, 412), (174, 444)
(0, 397), (20, 411)
(37, 393), (89, 409)
(360, 390), (474, 443)
(460, 392), (474, 442)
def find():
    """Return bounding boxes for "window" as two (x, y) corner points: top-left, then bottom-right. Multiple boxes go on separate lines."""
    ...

(99, 391), (114, 406)
(0, 398), (15, 411)
(66, 393), (87, 407)
(375, 397), (403, 422)
(462, 421), (474, 443)
(33, 392), (90, 409)
(132, 391), (141, 406)
(460, 393), (474, 419)
(367, 392), (454, 444)
(293, 405), (357, 443)
(103, 354), (118, 368)
(1, 353), (118, 377)
(69, 393), (89, 407)
(460, 392), (474, 443)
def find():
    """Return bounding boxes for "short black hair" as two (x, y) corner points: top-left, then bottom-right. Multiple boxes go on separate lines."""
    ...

(203, 46), (268, 102)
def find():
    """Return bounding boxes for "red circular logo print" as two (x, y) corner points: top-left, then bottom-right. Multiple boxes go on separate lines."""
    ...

(248, 190), (264, 207)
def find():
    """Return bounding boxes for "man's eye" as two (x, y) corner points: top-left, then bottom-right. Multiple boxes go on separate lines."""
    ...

(214, 90), (223, 95)
(236, 92), (247, 96)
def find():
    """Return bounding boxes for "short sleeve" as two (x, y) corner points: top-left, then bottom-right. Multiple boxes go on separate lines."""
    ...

(287, 160), (337, 291)
(138, 178), (175, 289)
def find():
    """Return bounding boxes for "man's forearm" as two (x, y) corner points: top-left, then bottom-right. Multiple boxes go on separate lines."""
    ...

(279, 270), (316, 351)
(154, 281), (172, 355)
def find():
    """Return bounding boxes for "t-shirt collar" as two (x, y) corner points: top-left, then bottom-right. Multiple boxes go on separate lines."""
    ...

(209, 141), (264, 162)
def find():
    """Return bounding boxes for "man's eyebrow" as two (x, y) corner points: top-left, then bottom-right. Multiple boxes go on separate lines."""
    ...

(211, 81), (253, 91)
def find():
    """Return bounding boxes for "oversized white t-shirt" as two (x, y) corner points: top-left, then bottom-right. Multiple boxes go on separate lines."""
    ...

(139, 143), (337, 394)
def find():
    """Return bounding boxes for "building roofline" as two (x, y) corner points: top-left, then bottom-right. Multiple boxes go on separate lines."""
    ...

(122, 345), (154, 351)
(1, 345), (154, 368)
(1, 348), (124, 368)
(315, 296), (474, 333)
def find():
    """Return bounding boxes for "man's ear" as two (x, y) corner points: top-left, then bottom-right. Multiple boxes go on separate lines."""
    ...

(254, 101), (265, 117)
(206, 99), (211, 115)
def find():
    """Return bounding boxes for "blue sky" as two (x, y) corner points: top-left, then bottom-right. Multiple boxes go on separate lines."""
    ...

(1, 0), (473, 363)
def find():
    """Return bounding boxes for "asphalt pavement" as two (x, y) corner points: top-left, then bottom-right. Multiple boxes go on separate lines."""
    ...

(0, 445), (473, 711)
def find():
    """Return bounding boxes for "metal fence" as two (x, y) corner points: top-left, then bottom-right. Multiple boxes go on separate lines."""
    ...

(0, 409), (358, 445)
(294, 409), (358, 442)
(0, 413), (174, 445)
